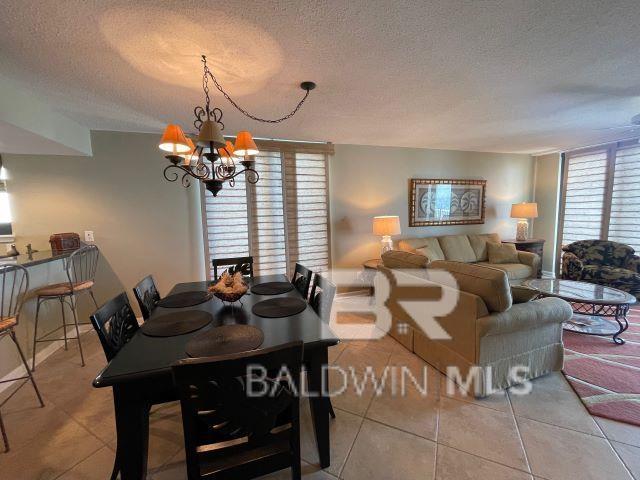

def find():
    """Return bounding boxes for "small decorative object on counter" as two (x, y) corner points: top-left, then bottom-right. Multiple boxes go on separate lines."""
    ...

(6, 244), (19, 257)
(209, 271), (248, 304)
(49, 232), (81, 254)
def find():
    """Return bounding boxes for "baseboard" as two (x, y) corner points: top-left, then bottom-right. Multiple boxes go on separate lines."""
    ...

(542, 270), (556, 278)
(0, 324), (93, 396)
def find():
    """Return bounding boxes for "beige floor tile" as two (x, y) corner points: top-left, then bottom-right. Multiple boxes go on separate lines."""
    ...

(0, 409), (104, 480)
(509, 373), (602, 436)
(611, 441), (640, 479)
(435, 444), (532, 480)
(438, 397), (528, 471)
(328, 341), (348, 363)
(388, 351), (442, 397)
(344, 332), (407, 355)
(327, 367), (378, 416)
(366, 382), (439, 440)
(57, 446), (116, 480)
(440, 375), (511, 413)
(341, 419), (436, 480)
(518, 417), (633, 480)
(596, 417), (640, 447)
(334, 344), (391, 375)
(57, 386), (116, 444)
(258, 461), (338, 479)
(300, 399), (362, 477)
(146, 402), (185, 470)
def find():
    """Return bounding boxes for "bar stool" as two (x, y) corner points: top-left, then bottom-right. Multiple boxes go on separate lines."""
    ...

(0, 264), (44, 453)
(31, 245), (99, 370)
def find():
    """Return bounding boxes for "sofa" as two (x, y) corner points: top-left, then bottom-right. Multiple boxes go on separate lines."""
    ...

(379, 258), (572, 396)
(385, 233), (540, 282)
(561, 240), (640, 299)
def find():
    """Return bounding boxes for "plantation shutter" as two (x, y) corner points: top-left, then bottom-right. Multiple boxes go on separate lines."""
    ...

(284, 152), (330, 273)
(203, 140), (333, 279)
(609, 145), (640, 251)
(560, 149), (608, 246)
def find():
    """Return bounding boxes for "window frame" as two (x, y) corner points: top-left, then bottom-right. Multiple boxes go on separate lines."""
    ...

(200, 138), (334, 280)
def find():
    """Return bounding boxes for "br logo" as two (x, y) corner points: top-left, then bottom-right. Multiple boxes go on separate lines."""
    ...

(327, 268), (459, 341)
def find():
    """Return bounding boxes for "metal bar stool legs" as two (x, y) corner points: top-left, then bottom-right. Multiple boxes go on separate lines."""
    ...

(31, 294), (86, 371)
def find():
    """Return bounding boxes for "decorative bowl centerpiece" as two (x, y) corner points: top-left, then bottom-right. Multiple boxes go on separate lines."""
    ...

(209, 271), (248, 304)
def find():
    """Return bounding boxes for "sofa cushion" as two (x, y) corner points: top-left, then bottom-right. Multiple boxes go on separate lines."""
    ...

(399, 237), (445, 260)
(415, 246), (439, 263)
(581, 264), (640, 298)
(511, 285), (539, 303)
(438, 235), (477, 263)
(382, 250), (429, 269)
(428, 260), (512, 312)
(476, 262), (533, 280)
(398, 238), (428, 252)
(487, 242), (519, 264)
(468, 233), (501, 262)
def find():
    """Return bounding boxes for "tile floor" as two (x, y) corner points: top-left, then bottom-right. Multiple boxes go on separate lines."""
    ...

(1, 330), (639, 480)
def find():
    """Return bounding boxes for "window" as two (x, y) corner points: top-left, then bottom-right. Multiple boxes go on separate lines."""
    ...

(202, 140), (333, 279)
(0, 156), (13, 237)
(558, 138), (640, 255)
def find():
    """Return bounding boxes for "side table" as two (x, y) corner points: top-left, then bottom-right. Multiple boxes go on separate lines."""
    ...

(502, 238), (545, 278)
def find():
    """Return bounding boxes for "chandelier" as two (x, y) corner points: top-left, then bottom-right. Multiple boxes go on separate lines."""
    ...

(158, 55), (316, 196)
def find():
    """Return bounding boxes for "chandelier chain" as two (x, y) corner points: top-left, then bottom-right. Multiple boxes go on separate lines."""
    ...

(201, 55), (311, 124)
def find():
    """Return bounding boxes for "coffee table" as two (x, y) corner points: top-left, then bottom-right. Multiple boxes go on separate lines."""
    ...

(524, 278), (636, 344)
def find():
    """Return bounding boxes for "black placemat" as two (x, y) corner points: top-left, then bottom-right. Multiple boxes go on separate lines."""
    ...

(186, 325), (264, 357)
(251, 281), (294, 295)
(140, 311), (212, 337)
(252, 297), (307, 318)
(157, 291), (212, 308)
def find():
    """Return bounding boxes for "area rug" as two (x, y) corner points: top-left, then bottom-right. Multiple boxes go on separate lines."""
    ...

(562, 306), (640, 426)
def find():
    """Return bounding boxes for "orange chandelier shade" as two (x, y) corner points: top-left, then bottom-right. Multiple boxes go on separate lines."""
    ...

(234, 131), (259, 156)
(159, 124), (191, 153)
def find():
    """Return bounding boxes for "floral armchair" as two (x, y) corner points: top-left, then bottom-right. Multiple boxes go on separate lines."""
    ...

(561, 240), (640, 299)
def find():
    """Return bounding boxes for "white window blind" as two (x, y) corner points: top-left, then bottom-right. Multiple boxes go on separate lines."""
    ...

(561, 149), (608, 245)
(610, 145), (640, 251)
(203, 141), (332, 279)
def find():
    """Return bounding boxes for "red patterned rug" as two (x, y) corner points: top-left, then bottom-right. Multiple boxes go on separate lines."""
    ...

(562, 306), (640, 426)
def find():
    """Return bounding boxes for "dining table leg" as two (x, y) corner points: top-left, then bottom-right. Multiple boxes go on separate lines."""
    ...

(112, 385), (151, 480)
(306, 345), (331, 469)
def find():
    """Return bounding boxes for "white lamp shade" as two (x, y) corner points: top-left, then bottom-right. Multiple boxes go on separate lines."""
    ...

(510, 202), (538, 219)
(373, 216), (401, 236)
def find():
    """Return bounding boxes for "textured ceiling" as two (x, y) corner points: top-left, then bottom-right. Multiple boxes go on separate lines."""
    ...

(2, 0), (640, 154)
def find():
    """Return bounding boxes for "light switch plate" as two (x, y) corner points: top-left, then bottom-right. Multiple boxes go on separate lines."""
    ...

(84, 231), (95, 242)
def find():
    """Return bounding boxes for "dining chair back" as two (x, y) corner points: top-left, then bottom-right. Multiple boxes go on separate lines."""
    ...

(133, 275), (161, 320)
(0, 264), (44, 452)
(291, 264), (312, 300)
(90, 292), (140, 361)
(172, 341), (303, 480)
(309, 274), (336, 322)
(212, 256), (254, 280)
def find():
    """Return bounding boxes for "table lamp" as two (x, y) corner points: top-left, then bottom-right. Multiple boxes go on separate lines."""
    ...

(373, 216), (401, 255)
(510, 202), (538, 241)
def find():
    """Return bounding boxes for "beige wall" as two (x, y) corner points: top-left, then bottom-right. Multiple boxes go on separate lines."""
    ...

(5, 130), (206, 306)
(329, 144), (535, 267)
(532, 153), (562, 274)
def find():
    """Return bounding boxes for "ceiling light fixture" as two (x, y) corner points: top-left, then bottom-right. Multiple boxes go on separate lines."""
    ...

(159, 55), (316, 196)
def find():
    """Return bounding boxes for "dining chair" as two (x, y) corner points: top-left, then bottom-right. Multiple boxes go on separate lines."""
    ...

(212, 256), (254, 280)
(0, 264), (45, 453)
(89, 292), (140, 362)
(31, 244), (99, 370)
(133, 274), (161, 321)
(291, 263), (312, 300)
(308, 273), (337, 420)
(309, 273), (336, 323)
(171, 342), (303, 480)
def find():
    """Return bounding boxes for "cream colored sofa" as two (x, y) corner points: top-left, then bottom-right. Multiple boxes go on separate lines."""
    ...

(379, 258), (572, 396)
(388, 233), (540, 281)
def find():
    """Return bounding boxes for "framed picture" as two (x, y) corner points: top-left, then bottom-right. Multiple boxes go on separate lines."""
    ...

(409, 179), (486, 226)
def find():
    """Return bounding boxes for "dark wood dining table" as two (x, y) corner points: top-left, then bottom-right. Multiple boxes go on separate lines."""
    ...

(93, 274), (338, 480)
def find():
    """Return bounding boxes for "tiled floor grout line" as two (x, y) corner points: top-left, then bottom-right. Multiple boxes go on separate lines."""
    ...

(506, 389), (533, 475)
(434, 441), (535, 477)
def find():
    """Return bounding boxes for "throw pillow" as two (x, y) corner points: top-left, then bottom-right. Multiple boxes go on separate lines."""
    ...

(487, 242), (519, 264)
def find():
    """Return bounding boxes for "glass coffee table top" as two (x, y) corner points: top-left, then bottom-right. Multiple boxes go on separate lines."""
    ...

(524, 279), (636, 305)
